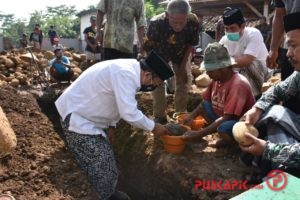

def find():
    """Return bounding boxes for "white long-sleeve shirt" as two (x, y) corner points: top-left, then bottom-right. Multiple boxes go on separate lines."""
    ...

(55, 59), (155, 137)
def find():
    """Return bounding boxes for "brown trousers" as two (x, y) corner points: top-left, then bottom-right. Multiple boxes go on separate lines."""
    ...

(152, 59), (192, 118)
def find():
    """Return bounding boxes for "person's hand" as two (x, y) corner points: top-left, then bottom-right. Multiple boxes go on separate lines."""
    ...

(239, 132), (266, 156)
(182, 131), (201, 142)
(267, 50), (279, 69)
(137, 50), (147, 60)
(152, 123), (171, 136)
(183, 114), (193, 126)
(242, 107), (263, 125)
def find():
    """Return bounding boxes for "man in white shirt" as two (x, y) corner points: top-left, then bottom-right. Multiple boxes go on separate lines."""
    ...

(55, 50), (174, 200)
(219, 8), (269, 98)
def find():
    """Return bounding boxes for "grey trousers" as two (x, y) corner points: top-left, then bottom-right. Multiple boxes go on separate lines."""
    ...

(60, 114), (118, 200)
(257, 105), (300, 143)
(256, 105), (300, 175)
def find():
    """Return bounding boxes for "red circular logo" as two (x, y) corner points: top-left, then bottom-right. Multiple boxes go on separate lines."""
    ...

(266, 169), (287, 191)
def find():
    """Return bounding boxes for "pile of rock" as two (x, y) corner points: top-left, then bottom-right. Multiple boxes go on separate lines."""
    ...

(0, 49), (86, 87)
(191, 64), (212, 88)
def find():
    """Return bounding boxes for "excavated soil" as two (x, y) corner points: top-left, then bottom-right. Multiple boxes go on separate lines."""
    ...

(0, 85), (255, 200)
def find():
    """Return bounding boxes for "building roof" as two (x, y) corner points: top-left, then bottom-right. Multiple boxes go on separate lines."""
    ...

(161, 0), (272, 18)
(77, 8), (97, 17)
(202, 15), (260, 31)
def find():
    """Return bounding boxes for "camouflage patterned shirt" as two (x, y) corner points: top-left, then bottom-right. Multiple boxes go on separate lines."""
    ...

(263, 141), (300, 168)
(144, 12), (200, 64)
(97, 0), (146, 53)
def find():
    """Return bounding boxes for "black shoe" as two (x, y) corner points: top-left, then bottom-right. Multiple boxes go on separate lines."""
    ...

(108, 190), (131, 200)
(154, 117), (168, 125)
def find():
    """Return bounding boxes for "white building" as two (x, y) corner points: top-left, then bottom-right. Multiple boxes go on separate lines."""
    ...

(77, 8), (98, 52)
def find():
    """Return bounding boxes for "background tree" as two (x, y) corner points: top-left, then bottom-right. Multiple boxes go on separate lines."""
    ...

(43, 5), (79, 38)
(0, 1), (162, 47)
(145, 0), (165, 19)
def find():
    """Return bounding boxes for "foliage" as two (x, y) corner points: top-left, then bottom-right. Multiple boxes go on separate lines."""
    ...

(0, 5), (80, 47)
(43, 5), (79, 38)
(145, 0), (165, 19)
(0, 1), (163, 47)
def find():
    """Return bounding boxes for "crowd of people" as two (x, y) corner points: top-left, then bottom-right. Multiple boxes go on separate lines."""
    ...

(6, 0), (300, 199)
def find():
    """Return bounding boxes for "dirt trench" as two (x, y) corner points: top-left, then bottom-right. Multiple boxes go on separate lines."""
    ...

(0, 86), (253, 200)
(36, 90), (195, 200)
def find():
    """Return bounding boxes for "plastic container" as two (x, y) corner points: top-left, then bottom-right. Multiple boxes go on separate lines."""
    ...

(191, 116), (206, 130)
(160, 124), (190, 154)
(160, 135), (186, 154)
(173, 112), (206, 130)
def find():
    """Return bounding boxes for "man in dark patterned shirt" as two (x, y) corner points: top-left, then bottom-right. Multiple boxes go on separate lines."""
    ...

(143, 0), (200, 123)
(241, 12), (300, 178)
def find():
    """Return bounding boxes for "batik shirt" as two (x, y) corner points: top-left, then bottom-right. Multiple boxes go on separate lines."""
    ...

(263, 141), (300, 168)
(97, 0), (146, 53)
(273, 0), (300, 14)
(144, 12), (200, 64)
(255, 71), (300, 111)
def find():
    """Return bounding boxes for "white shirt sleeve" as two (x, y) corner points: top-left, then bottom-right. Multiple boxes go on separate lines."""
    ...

(243, 29), (264, 58)
(111, 71), (155, 131)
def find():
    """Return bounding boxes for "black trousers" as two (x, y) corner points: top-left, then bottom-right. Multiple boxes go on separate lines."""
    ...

(102, 48), (133, 61)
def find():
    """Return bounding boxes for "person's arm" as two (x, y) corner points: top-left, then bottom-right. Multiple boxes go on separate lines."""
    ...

(263, 142), (300, 169)
(96, 10), (105, 44)
(233, 54), (255, 68)
(240, 133), (300, 169)
(243, 106), (264, 125)
(62, 63), (72, 69)
(182, 114), (237, 142)
(39, 30), (43, 48)
(152, 123), (171, 136)
(111, 70), (157, 132)
(184, 103), (205, 125)
(137, 26), (145, 53)
(84, 31), (97, 52)
(178, 45), (193, 83)
(135, 0), (147, 53)
(141, 19), (158, 56)
(56, 56), (71, 67)
(176, 14), (200, 75)
(267, 7), (286, 68)
(233, 29), (262, 68)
